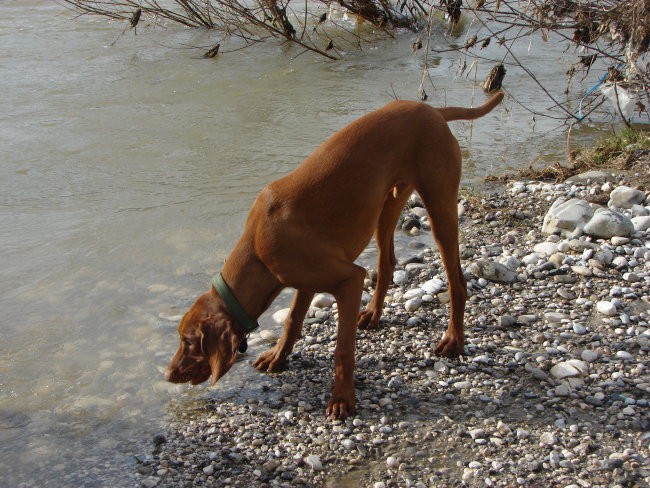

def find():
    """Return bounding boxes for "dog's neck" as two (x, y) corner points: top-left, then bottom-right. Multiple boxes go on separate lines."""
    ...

(217, 240), (282, 324)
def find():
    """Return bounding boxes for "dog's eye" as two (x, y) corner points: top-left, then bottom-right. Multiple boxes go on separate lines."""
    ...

(183, 338), (193, 347)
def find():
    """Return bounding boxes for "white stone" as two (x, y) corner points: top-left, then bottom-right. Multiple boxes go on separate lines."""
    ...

(393, 270), (408, 285)
(609, 185), (645, 209)
(311, 293), (335, 308)
(469, 428), (485, 439)
(557, 241), (571, 252)
(341, 439), (355, 450)
(550, 360), (589, 379)
(386, 456), (399, 468)
(542, 198), (594, 237)
(272, 308), (290, 324)
(203, 465), (214, 476)
(404, 298), (422, 312)
(421, 278), (444, 294)
(522, 253), (542, 265)
(500, 255), (521, 270)
(631, 216), (650, 231)
(403, 288), (425, 300)
(260, 329), (279, 342)
(616, 351), (633, 360)
(533, 242), (559, 256)
(596, 300), (617, 316)
(539, 432), (557, 446)
(305, 455), (323, 471)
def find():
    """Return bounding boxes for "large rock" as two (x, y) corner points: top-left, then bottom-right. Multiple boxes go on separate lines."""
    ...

(583, 208), (634, 238)
(565, 170), (614, 184)
(608, 185), (646, 209)
(467, 259), (518, 284)
(542, 198), (594, 237)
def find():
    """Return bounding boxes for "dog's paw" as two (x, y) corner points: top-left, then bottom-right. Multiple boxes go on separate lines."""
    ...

(326, 397), (355, 420)
(253, 349), (286, 373)
(357, 309), (380, 330)
(434, 334), (464, 357)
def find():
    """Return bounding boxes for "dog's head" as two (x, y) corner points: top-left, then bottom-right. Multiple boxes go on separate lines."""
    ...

(164, 292), (240, 386)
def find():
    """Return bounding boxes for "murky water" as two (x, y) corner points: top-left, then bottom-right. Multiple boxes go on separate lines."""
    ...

(0, 1), (608, 485)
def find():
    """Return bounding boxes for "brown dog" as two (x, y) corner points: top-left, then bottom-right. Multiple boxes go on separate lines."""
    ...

(165, 92), (504, 418)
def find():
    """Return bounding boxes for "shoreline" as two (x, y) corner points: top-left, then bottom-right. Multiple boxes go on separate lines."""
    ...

(138, 169), (649, 488)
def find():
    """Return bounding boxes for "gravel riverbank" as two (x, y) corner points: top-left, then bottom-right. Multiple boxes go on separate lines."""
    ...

(139, 170), (650, 488)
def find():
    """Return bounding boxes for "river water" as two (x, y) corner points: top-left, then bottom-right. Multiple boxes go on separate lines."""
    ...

(0, 1), (605, 486)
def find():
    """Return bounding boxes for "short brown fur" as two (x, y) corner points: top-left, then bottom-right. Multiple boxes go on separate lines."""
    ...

(165, 93), (504, 419)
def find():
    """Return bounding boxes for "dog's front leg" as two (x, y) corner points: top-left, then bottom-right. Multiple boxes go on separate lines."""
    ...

(327, 265), (365, 419)
(253, 290), (313, 373)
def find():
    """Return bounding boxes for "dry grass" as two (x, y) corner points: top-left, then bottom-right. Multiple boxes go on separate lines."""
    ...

(486, 128), (650, 187)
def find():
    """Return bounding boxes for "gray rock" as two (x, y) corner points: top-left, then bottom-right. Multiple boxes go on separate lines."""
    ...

(584, 208), (634, 238)
(609, 185), (646, 209)
(304, 455), (323, 471)
(467, 259), (518, 284)
(542, 198), (594, 237)
(631, 216), (650, 231)
(581, 349), (598, 362)
(565, 171), (613, 184)
(499, 314), (517, 327)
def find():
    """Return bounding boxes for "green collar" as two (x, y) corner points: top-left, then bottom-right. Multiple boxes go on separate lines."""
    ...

(211, 273), (260, 335)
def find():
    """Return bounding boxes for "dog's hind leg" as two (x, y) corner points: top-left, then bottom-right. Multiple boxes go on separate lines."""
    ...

(358, 185), (413, 330)
(417, 179), (467, 358)
(253, 289), (313, 372)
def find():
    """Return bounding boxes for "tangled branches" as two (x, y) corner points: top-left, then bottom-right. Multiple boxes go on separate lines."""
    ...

(62, 0), (429, 59)
(426, 0), (650, 125)
(64, 0), (649, 125)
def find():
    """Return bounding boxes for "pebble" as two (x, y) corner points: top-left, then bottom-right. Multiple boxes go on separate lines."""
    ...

(311, 293), (335, 308)
(304, 455), (323, 471)
(260, 329), (279, 341)
(386, 456), (399, 468)
(572, 323), (587, 335)
(272, 308), (290, 324)
(144, 180), (650, 488)
(596, 300), (617, 316)
(550, 360), (588, 379)
(581, 349), (598, 362)
(393, 270), (408, 285)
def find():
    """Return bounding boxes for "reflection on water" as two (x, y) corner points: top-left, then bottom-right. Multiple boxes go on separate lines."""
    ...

(0, 1), (610, 485)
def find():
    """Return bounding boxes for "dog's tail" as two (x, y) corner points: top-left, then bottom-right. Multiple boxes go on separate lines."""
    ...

(437, 92), (504, 122)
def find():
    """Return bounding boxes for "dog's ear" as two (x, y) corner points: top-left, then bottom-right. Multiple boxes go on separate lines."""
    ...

(200, 313), (239, 386)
